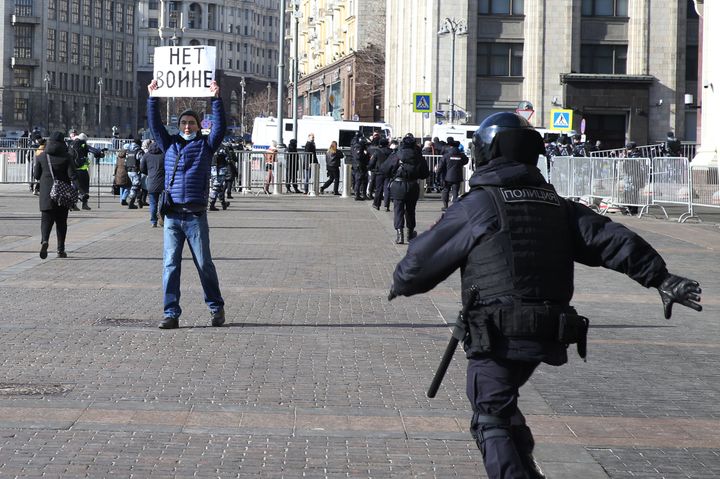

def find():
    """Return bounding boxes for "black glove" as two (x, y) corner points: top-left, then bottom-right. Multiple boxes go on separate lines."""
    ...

(387, 286), (397, 302)
(657, 273), (702, 319)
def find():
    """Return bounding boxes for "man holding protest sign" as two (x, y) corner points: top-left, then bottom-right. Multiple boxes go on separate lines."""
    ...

(147, 44), (226, 330)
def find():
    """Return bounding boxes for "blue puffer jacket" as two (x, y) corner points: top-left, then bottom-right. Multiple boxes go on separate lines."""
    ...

(147, 96), (226, 206)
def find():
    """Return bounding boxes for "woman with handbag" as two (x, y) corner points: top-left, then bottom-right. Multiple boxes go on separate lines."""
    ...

(33, 131), (78, 259)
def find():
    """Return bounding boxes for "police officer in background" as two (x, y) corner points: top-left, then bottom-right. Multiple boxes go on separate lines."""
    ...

(380, 133), (429, 244)
(368, 137), (393, 210)
(664, 131), (682, 157)
(387, 112), (702, 479)
(351, 134), (370, 201)
(438, 137), (469, 211)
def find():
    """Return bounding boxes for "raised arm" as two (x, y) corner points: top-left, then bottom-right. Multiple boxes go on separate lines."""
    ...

(146, 80), (172, 152)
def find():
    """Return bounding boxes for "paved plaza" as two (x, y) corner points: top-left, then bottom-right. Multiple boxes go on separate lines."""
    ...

(0, 184), (719, 478)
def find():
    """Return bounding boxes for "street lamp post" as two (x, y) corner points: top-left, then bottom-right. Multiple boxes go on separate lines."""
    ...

(240, 77), (246, 138)
(292, 0), (301, 142)
(438, 17), (467, 124)
(266, 83), (271, 117)
(43, 73), (51, 134)
(97, 77), (103, 136)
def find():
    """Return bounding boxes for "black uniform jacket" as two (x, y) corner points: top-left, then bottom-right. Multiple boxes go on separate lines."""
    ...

(392, 157), (668, 362)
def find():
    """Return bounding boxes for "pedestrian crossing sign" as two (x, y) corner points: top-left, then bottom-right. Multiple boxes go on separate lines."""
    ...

(550, 109), (573, 131)
(413, 93), (432, 113)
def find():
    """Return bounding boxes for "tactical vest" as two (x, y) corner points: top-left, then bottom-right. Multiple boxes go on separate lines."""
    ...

(124, 150), (138, 170)
(460, 185), (584, 356)
(462, 185), (574, 303)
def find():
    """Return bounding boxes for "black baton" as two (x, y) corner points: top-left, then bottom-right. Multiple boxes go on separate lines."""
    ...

(427, 289), (477, 398)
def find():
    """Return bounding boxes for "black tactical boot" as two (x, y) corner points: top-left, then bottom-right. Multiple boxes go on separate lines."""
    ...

(81, 200), (91, 210)
(395, 229), (404, 244)
(221, 200), (229, 210)
(128, 198), (138, 209)
(209, 198), (219, 211)
(407, 229), (417, 241)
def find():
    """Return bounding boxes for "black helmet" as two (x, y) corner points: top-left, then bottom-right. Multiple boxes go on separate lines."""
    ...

(402, 133), (416, 147)
(472, 112), (534, 165)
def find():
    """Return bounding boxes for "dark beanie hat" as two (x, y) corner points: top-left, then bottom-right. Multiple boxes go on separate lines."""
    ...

(178, 109), (201, 127)
(49, 131), (65, 142)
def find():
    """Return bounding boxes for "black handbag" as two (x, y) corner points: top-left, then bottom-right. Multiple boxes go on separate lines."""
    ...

(158, 153), (181, 218)
(46, 155), (78, 209)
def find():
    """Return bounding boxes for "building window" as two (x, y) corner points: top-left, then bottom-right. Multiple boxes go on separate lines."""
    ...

(104, 0), (113, 31)
(149, 0), (158, 9)
(93, 0), (101, 28)
(71, 0), (79, 23)
(82, 0), (90, 26)
(104, 39), (112, 70)
(14, 0), (33, 16)
(126, 5), (134, 34)
(479, 0), (523, 15)
(687, 0), (698, 19)
(14, 95), (28, 122)
(188, 3), (201, 29)
(59, 0), (68, 22)
(58, 31), (68, 63)
(581, 0), (628, 17)
(71, 33), (79, 64)
(13, 67), (32, 87)
(580, 44), (627, 73)
(477, 42), (523, 76)
(169, 1), (179, 28)
(114, 40), (122, 70)
(49, 0), (57, 19)
(82, 35), (91, 65)
(208, 4), (217, 30)
(125, 43), (133, 73)
(93, 37), (101, 67)
(149, 18), (158, 28)
(115, 2), (123, 31)
(13, 25), (33, 58)
(47, 29), (56, 61)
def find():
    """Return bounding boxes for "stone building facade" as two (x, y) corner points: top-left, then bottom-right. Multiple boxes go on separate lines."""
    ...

(385, 0), (700, 148)
(288, 0), (385, 123)
(1, 0), (137, 136)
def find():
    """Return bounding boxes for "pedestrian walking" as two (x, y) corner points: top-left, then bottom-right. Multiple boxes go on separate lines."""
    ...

(320, 141), (343, 195)
(368, 137), (393, 210)
(303, 133), (317, 194)
(387, 112), (703, 479)
(33, 132), (78, 259)
(285, 139), (301, 193)
(114, 149), (131, 205)
(147, 79), (226, 329)
(139, 139), (164, 227)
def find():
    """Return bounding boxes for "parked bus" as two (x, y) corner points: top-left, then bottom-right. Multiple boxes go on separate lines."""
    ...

(251, 116), (393, 150)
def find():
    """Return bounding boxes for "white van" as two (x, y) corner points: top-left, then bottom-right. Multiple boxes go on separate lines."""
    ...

(251, 116), (393, 150)
(431, 124), (478, 151)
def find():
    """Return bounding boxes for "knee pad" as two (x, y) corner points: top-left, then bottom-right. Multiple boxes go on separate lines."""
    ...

(470, 413), (512, 454)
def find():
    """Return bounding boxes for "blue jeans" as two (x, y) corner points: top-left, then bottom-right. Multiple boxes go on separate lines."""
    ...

(148, 192), (161, 225)
(120, 186), (129, 201)
(163, 210), (224, 319)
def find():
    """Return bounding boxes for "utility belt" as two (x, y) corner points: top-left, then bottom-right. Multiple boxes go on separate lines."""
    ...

(462, 301), (589, 359)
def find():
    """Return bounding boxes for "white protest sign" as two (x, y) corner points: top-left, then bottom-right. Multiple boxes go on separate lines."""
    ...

(152, 46), (216, 97)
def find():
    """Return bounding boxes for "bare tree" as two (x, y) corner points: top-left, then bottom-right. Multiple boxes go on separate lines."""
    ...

(244, 85), (278, 133)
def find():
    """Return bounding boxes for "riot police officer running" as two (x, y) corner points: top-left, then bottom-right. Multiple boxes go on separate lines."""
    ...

(388, 112), (702, 479)
(380, 133), (429, 244)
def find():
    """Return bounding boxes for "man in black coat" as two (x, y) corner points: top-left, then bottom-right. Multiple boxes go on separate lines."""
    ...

(388, 113), (702, 479)
(368, 137), (393, 210)
(438, 137), (469, 211)
(140, 140), (165, 227)
(380, 133), (429, 244)
(303, 134), (317, 194)
(351, 136), (370, 200)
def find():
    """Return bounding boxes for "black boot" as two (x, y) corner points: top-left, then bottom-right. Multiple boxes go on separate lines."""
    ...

(395, 229), (404, 244)
(209, 198), (219, 211)
(81, 200), (91, 210)
(221, 200), (229, 210)
(407, 229), (417, 241)
(128, 198), (138, 209)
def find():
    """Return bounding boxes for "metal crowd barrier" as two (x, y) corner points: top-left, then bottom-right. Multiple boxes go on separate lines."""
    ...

(681, 165), (720, 222)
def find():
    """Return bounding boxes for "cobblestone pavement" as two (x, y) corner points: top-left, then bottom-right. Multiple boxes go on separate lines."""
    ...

(0, 184), (719, 478)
